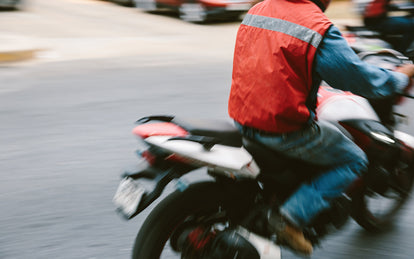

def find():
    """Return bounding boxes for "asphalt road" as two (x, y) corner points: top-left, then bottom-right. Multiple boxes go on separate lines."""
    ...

(1, 1), (414, 259)
(0, 56), (233, 259)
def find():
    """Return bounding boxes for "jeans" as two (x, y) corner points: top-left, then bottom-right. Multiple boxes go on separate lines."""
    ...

(235, 120), (368, 228)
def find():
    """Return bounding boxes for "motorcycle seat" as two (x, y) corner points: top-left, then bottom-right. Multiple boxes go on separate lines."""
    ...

(136, 115), (243, 147)
(345, 25), (404, 40)
(171, 117), (243, 148)
(388, 3), (414, 12)
(242, 137), (321, 181)
(345, 25), (381, 38)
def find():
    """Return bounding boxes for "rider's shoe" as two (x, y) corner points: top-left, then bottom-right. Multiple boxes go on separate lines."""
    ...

(277, 224), (313, 256)
(268, 211), (313, 256)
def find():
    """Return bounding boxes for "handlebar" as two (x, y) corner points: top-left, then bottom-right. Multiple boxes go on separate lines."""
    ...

(397, 91), (414, 99)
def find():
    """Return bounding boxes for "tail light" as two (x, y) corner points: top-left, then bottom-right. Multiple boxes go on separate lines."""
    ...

(343, 32), (356, 45)
(133, 122), (189, 166)
(139, 149), (157, 166)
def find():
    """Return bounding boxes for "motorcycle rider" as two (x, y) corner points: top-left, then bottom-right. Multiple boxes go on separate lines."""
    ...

(228, 0), (414, 255)
(356, 0), (414, 54)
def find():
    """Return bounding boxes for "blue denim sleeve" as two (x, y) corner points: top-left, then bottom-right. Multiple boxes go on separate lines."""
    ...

(314, 26), (409, 98)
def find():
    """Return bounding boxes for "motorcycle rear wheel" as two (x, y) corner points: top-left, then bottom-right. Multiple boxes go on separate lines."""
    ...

(131, 180), (256, 259)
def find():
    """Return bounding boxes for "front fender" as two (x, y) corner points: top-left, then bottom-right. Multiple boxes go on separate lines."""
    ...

(394, 130), (414, 150)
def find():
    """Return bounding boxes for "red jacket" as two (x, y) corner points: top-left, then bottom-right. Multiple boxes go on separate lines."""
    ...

(363, 0), (390, 19)
(228, 0), (332, 133)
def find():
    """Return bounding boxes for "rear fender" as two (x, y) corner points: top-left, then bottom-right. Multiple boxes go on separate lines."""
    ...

(115, 163), (195, 220)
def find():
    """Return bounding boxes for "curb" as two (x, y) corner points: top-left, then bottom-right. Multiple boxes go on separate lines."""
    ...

(0, 49), (40, 63)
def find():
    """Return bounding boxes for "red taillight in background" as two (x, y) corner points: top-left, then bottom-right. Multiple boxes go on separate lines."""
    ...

(140, 150), (157, 166)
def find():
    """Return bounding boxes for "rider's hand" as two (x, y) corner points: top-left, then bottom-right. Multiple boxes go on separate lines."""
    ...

(395, 64), (414, 78)
(394, 64), (414, 103)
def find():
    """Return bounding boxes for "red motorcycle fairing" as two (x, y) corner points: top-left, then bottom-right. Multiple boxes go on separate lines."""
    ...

(133, 122), (189, 138)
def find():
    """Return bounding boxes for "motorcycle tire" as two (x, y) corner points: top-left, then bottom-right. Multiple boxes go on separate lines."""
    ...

(352, 165), (414, 232)
(131, 180), (257, 259)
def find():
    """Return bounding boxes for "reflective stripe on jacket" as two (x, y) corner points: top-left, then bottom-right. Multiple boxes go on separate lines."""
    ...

(228, 0), (332, 133)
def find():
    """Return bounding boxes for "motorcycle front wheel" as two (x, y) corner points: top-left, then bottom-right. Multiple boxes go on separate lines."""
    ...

(352, 163), (414, 232)
(131, 180), (257, 259)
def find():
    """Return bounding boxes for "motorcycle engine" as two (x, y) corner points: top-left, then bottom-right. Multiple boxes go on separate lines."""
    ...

(207, 230), (260, 259)
(307, 195), (351, 241)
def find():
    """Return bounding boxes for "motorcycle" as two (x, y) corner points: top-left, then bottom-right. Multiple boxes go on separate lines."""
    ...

(113, 50), (414, 258)
(345, 2), (414, 59)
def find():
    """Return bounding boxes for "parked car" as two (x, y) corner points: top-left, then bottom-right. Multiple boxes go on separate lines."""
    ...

(0, 0), (22, 9)
(134, 0), (255, 22)
(107, 0), (134, 6)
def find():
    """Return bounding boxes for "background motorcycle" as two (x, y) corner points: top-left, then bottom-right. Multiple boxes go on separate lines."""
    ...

(345, 2), (414, 59)
(113, 51), (414, 258)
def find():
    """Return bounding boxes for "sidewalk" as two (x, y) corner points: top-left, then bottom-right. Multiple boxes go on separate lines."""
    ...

(0, 34), (43, 63)
(0, 0), (360, 64)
